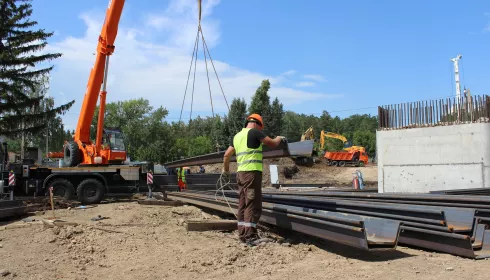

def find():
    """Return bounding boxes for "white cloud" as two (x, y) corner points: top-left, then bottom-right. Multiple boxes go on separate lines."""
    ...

(295, 81), (315, 88)
(280, 70), (296, 76)
(45, 0), (340, 129)
(303, 74), (326, 82)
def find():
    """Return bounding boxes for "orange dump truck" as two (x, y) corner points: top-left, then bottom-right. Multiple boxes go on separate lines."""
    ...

(325, 148), (368, 167)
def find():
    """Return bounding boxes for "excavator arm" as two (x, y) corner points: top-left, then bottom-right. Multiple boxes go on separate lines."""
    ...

(300, 126), (314, 141)
(320, 130), (347, 150)
(320, 130), (366, 153)
(322, 131), (348, 143)
(65, 0), (126, 166)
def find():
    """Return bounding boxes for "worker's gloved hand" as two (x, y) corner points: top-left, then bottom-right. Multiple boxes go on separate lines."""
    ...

(279, 136), (287, 142)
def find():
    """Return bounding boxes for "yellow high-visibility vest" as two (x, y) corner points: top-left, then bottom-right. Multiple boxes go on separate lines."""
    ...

(233, 128), (263, 172)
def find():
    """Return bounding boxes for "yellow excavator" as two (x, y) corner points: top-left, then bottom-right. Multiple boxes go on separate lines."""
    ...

(301, 126), (315, 141)
(292, 126), (316, 167)
(295, 127), (367, 167)
(319, 130), (365, 153)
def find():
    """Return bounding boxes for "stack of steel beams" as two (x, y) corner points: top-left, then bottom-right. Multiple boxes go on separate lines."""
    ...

(0, 200), (26, 220)
(153, 173), (238, 192)
(430, 188), (490, 196)
(271, 183), (377, 192)
(167, 190), (490, 259)
(167, 191), (400, 251)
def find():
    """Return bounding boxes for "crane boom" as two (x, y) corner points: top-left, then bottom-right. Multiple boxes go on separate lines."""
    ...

(65, 0), (126, 166)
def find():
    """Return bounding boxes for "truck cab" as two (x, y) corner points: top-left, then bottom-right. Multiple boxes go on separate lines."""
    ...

(102, 128), (127, 164)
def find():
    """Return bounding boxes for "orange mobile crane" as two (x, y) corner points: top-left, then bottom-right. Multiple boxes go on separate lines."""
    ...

(63, 0), (126, 167)
(1, 0), (157, 205)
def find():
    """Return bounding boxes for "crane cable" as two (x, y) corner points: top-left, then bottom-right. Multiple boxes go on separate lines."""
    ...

(178, 0), (230, 124)
(176, 1), (239, 216)
(215, 173), (237, 218)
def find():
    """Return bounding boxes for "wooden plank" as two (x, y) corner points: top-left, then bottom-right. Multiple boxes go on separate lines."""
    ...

(137, 200), (183, 206)
(186, 219), (237, 232)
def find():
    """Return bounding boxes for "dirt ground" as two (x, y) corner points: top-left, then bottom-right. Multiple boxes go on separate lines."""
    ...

(1, 201), (489, 280)
(203, 158), (378, 188)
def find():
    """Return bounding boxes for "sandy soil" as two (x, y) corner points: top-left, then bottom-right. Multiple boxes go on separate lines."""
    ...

(1, 201), (489, 280)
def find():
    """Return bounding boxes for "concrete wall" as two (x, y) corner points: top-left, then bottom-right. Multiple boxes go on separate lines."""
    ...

(377, 123), (490, 193)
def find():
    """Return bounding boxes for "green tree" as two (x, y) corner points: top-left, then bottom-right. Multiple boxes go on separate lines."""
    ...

(169, 138), (189, 161)
(0, 0), (73, 137)
(317, 111), (332, 136)
(24, 76), (70, 154)
(210, 115), (229, 151)
(189, 136), (213, 157)
(187, 116), (208, 139)
(269, 97), (284, 137)
(226, 98), (247, 136)
(281, 111), (302, 141)
(91, 98), (173, 163)
(248, 79), (271, 133)
(353, 130), (376, 157)
(6, 138), (21, 153)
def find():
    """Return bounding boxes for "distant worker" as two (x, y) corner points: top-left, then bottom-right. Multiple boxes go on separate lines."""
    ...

(199, 165), (205, 174)
(176, 167), (186, 192)
(179, 167), (187, 191)
(222, 113), (285, 246)
(176, 167), (182, 191)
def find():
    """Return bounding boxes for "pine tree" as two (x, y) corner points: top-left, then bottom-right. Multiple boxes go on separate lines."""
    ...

(269, 97), (284, 137)
(226, 98), (247, 136)
(0, 0), (74, 137)
(248, 79), (271, 134)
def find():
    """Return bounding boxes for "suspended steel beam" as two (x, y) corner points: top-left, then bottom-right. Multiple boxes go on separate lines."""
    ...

(164, 140), (314, 168)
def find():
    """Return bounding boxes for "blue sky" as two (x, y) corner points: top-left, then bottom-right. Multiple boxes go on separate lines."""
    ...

(30, 0), (490, 130)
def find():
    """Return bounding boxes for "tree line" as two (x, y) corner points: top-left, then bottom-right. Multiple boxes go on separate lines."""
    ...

(87, 79), (378, 164)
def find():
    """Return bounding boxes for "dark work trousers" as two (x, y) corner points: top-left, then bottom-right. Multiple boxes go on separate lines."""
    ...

(236, 170), (262, 241)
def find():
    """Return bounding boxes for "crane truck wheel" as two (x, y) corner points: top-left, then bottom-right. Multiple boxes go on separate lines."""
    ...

(64, 141), (81, 167)
(48, 178), (75, 200)
(77, 178), (105, 205)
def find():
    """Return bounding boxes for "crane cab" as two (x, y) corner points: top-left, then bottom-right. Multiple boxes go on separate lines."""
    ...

(101, 128), (127, 164)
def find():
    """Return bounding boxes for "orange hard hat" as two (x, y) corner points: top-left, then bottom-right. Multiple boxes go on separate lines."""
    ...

(246, 113), (264, 130)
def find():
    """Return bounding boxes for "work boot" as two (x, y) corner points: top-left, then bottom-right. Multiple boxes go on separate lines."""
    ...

(245, 237), (272, 247)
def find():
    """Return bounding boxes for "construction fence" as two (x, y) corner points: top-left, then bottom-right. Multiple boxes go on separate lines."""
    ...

(378, 94), (490, 130)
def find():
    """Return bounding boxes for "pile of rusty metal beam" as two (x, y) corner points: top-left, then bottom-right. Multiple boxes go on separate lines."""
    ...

(167, 190), (490, 259)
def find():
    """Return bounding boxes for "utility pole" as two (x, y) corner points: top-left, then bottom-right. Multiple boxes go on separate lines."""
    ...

(450, 54), (462, 102)
(450, 54), (462, 121)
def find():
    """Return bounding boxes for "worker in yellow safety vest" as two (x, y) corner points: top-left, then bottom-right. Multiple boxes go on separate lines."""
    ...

(176, 167), (182, 192)
(177, 167), (187, 191)
(222, 113), (285, 246)
(181, 167), (187, 189)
